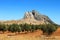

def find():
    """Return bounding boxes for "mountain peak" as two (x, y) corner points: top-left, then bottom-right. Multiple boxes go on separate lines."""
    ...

(23, 10), (54, 24)
(0, 10), (55, 25)
(24, 11), (34, 19)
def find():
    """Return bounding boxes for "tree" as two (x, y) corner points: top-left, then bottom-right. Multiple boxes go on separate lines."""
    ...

(40, 24), (57, 35)
(21, 23), (32, 33)
(20, 24), (25, 32)
(8, 24), (19, 33)
(46, 24), (57, 35)
(0, 24), (7, 33)
(36, 25), (41, 30)
(23, 23), (29, 32)
(40, 24), (47, 33)
(30, 25), (36, 32)
(17, 25), (22, 33)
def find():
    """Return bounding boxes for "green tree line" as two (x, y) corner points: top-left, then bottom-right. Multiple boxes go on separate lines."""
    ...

(0, 23), (58, 35)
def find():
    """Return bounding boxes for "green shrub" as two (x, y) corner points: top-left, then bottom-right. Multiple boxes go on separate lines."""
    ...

(46, 24), (57, 35)
(40, 24), (57, 35)
(0, 23), (57, 35)
(19, 24), (25, 32)
(30, 25), (36, 32)
(0, 24), (7, 33)
(40, 24), (47, 33)
(17, 26), (22, 33)
(8, 24), (19, 33)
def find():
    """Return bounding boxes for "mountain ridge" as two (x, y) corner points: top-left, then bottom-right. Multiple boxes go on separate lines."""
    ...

(0, 10), (55, 25)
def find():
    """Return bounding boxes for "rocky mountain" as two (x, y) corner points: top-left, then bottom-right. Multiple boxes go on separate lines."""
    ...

(0, 10), (54, 25)
(23, 10), (54, 24)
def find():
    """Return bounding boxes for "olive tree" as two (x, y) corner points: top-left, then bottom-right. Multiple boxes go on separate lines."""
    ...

(8, 24), (19, 33)
(17, 25), (22, 33)
(40, 24), (47, 33)
(0, 24), (7, 33)
(40, 24), (57, 35)
(46, 24), (57, 35)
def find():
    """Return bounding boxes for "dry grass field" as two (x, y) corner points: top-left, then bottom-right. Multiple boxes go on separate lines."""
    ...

(0, 29), (60, 40)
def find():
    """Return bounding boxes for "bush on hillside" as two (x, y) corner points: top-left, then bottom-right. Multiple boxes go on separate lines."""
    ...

(0, 24), (7, 33)
(0, 23), (58, 35)
(40, 24), (47, 33)
(46, 24), (57, 35)
(8, 24), (19, 33)
(40, 24), (58, 35)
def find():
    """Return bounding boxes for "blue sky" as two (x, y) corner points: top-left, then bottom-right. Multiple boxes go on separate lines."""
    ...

(0, 0), (60, 24)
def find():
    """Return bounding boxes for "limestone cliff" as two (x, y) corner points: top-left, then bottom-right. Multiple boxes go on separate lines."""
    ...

(0, 10), (54, 25)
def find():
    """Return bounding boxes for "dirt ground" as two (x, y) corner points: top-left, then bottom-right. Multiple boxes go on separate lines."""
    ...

(0, 29), (60, 40)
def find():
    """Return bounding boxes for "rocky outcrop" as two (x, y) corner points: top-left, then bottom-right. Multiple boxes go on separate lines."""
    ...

(0, 10), (54, 25)
(23, 10), (54, 24)
(24, 12), (34, 19)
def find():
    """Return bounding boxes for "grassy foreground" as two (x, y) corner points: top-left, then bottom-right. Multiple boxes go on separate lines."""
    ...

(0, 30), (60, 40)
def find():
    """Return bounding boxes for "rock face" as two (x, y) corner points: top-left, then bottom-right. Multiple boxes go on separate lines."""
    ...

(23, 10), (54, 24)
(24, 12), (34, 19)
(0, 10), (54, 25)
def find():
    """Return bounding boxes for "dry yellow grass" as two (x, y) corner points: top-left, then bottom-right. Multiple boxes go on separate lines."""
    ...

(0, 30), (42, 40)
(52, 27), (60, 36)
(0, 30), (60, 40)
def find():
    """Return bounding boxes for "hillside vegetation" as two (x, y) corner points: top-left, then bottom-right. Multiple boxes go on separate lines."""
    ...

(0, 23), (58, 36)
